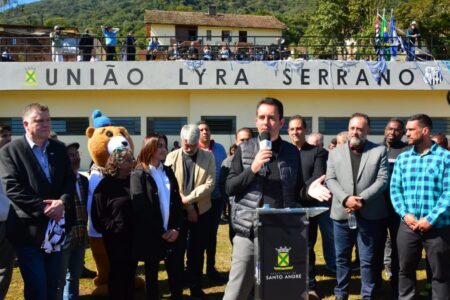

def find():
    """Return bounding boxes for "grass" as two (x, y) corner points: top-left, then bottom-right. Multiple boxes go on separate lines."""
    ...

(5, 223), (428, 299)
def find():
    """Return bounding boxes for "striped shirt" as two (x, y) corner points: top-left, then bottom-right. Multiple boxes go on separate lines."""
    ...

(390, 142), (450, 228)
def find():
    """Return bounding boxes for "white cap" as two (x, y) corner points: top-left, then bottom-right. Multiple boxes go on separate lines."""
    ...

(54, 25), (60, 30)
(411, 21), (417, 25)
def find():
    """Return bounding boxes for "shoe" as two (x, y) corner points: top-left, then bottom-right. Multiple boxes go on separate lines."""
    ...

(190, 287), (210, 300)
(308, 290), (321, 300)
(206, 268), (227, 282)
(384, 265), (392, 280)
(80, 266), (97, 278)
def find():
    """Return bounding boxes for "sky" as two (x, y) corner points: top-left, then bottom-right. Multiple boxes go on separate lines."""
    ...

(0, 0), (40, 10)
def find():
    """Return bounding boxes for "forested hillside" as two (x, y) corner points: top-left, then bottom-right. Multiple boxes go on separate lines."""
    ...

(0, 0), (447, 55)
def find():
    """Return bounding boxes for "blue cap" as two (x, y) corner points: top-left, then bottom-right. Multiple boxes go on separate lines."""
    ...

(92, 109), (112, 128)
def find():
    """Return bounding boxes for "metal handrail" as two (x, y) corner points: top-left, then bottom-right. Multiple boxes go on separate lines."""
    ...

(0, 34), (448, 62)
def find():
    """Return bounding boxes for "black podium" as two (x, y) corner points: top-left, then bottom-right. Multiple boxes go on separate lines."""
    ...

(254, 206), (329, 300)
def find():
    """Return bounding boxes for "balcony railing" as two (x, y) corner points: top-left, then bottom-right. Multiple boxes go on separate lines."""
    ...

(0, 34), (448, 62)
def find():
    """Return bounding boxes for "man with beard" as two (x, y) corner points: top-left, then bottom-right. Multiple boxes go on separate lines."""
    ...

(391, 114), (450, 300)
(326, 113), (388, 300)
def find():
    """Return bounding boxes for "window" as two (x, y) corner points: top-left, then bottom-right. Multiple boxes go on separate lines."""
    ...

(282, 116), (313, 134)
(201, 116), (236, 134)
(0, 117), (89, 136)
(206, 30), (212, 41)
(239, 31), (247, 43)
(319, 117), (450, 135)
(431, 118), (450, 135)
(147, 117), (187, 135)
(51, 118), (89, 135)
(110, 117), (141, 135)
(188, 30), (197, 41)
(0, 117), (24, 135)
(221, 31), (230, 42)
(318, 117), (348, 135)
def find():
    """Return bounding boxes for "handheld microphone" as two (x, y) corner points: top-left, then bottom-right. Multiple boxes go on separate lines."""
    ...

(259, 131), (271, 176)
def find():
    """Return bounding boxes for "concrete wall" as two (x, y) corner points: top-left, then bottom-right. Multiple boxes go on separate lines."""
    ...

(150, 24), (175, 45)
(197, 26), (282, 46)
(150, 24), (281, 46)
(1, 89), (448, 170)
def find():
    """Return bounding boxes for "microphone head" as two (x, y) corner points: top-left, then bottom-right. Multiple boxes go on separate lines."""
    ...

(260, 131), (271, 141)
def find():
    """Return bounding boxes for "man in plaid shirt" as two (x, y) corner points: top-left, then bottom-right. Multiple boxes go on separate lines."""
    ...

(390, 114), (450, 300)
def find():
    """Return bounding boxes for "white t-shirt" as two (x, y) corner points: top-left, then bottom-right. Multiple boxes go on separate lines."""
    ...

(87, 169), (103, 237)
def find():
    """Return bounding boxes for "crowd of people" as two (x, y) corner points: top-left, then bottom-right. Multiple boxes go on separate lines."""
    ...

(0, 100), (449, 300)
(43, 25), (301, 63)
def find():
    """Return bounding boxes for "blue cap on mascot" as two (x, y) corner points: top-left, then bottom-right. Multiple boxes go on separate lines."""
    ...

(92, 109), (113, 128)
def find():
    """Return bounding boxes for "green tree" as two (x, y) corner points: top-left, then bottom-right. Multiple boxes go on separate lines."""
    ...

(396, 0), (449, 58)
(304, 0), (349, 58)
(44, 16), (70, 28)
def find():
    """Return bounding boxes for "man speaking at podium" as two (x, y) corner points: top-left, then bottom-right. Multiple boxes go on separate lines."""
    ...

(223, 98), (331, 300)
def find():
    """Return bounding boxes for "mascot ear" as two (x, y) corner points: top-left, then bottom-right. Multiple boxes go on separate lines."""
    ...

(86, 127), (95, 138)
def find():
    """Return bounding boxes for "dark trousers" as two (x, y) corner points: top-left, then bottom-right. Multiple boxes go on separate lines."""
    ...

(181, 209), (211, 289)
(143, 240), (183, 300)
(378, 214), (400, 297)
(397, 222), (450, 300)
(206, 197), (223, 271)
(15, 246), (62, 300)
(127, 52), (135, 61)
(104, 235), (136, 300)
(333, 217), (384, 299)
(106, 46), (116, 61)
(308, 209), (335, 289)
(80, 48), (92, 61)
(0, 223), (14, 300)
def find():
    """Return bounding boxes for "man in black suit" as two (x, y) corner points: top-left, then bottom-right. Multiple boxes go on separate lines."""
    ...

(57, 142), (89, 299)
(287, 115), (334, 300)
(0, 103), (75, 300)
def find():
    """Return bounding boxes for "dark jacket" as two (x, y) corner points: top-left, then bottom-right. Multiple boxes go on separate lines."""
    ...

(299, 142), (327, 206)
(299, 142), (326, 185)
(226, 138), (307, 238)
(130, 165), (183, 261)
(0, 136), (75, 246)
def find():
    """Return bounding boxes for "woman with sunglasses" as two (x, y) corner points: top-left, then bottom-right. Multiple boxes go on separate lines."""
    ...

(131, 134), (183, 300)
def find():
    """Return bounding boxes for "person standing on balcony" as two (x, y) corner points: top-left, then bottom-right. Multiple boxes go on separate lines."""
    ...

(406, 21), (420, 61)
(78, 30), (94, 62)
(101, 25), (119, 61)
(126, 30), (136, 61)
(50, 26), (64, 62)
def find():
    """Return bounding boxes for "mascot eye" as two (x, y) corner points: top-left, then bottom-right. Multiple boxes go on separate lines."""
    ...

(106, 131), (113, 137)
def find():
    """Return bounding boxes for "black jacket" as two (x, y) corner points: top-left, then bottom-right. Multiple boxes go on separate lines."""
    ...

(0, 136), (75, 246)
(299, 142), (327, 206)
(130, 165), (183, 261)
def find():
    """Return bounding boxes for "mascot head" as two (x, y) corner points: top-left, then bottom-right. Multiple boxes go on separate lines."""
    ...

(86, 109), (134, 167)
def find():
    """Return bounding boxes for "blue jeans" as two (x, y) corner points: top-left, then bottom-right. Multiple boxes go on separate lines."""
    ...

(308, 209), (335, 289)
(15, 246), (63, 300)
(58, 245), (86, 300)
(333, 217), (383, 299)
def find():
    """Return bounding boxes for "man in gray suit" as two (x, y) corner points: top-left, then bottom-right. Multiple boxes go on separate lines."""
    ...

(326, 113), (388, 300)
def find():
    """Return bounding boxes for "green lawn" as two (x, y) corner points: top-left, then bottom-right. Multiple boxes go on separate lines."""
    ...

(5, 223), (428, 299)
